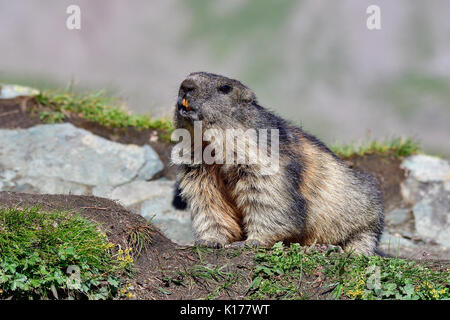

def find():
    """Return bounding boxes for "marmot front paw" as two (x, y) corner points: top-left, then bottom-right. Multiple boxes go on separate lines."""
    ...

(194, 239), (224, 249)
(226, 239), (263, 248)
(314, 243), (344, 254)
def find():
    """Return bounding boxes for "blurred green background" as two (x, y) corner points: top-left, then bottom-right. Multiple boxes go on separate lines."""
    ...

(1, 0), (449, 155)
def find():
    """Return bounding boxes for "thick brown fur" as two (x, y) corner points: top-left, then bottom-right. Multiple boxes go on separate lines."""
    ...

(172, 72), (384, 255)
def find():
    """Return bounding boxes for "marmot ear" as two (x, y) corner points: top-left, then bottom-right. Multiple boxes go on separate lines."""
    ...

(241, 88), (257, 104)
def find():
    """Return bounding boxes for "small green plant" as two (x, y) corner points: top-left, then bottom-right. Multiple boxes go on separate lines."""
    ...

(186, 263), (239, 300)
(35, 89), (174, 141)
(249, 243), (449, 300)
(39, 110), (65, 123)
(248, 243), (316, 299)
(0, 207), (134, 299)
(336, 255), (449, 300)
(331, 137), (420, 158)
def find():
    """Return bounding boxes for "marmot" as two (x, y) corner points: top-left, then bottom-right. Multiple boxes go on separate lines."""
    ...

(172, 72), (384, 256)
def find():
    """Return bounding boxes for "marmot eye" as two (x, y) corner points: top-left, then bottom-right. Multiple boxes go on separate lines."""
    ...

(218, 84), (232, 94)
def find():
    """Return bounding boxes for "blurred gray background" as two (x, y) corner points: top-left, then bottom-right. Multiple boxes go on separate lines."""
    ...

(1, 0), (449, 155)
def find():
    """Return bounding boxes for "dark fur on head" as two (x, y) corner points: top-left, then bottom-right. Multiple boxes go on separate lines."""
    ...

(174, 72), (259, 129)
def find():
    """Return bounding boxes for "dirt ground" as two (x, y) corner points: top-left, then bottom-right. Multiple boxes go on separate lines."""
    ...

(0, 191), (349, 300)
(0, 191), (242, 300)
(344, 154), (406, 212)
(0, 191), (172, 299)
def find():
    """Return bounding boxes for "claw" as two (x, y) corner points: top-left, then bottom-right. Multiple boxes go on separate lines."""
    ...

(194, 239), (223, 249)
(315, 243), (343, 254)
(226, 239), (261, 248)
(248, 239), (261, 247)
(226, 241), (246, 248)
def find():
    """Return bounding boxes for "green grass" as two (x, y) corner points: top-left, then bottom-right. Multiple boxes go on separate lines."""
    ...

(249, 243), (449, 300)
(169, 243), (448, 300)
(331, 137), (420, 158)
(170, 246), (242, 300)
(0, 207), (134, 299)
(188, 264), (238, 299)
(34, 90), (174, 141)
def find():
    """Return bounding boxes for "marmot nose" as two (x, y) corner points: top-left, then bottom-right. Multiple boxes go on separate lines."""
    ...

(179, 79), (197, 96)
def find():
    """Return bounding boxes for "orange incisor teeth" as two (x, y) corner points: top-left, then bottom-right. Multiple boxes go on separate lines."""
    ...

(182, 98), (191, 111)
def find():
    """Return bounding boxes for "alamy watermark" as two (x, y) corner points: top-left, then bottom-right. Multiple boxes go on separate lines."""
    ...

(64, 5), (381, 31)
(171, 121), (280, 175)
(66, 265), (81, 290)
(366, 5), (381, 30)
(66, 5), (81, 30)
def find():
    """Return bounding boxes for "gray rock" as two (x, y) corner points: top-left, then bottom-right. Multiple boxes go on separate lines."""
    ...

(130, 179), (193, 245)
(0, 123), (163, 194)
(385, 208), (410, 226)
(412, 197), (450, 246)
(91, 185), (115, 199)
(379, 232), (450, 260)
(16, 176), (90, 195)
(379, 232), (417, 249)
(137, 145), (164, 180)
(397, 230), (414, 240)
(141, 199), (193, 245)
(94, 179), (171, 207)
(445, 180), (450, 192)
(136, 180), (193, 245)
(401, 154), (450, 183)
(93, 179), (194, 245)
(400, 155), (450, 247)
(0, 169), (17, 181)
(0, 169), (17, 189)
(0, 84), (39, 99)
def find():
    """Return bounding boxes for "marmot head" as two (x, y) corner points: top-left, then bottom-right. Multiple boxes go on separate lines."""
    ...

(174, 72), (257, 128)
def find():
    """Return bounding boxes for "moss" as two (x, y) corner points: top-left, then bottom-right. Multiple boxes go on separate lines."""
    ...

(35, 89), (174, 141)
(331, 137), (420, 158)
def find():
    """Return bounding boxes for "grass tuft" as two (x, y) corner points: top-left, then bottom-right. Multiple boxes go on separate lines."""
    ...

(127, 225), (154, 258)
(186, 263), (239, 300)
(331, 137), (420, 158)
(34, 89), (174, 141)
(0, 207), (133, 299)
(249, 243), (449, 300)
